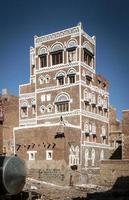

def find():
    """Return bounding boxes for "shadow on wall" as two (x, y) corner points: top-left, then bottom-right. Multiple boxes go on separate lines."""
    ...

(72, 176), (129, 200)
(109, 145), (122, 160)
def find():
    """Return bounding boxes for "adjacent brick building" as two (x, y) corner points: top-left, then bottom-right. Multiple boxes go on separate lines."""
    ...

(0, 89), (19, 155)
(14, 23), (110, 176)
(109, 105), (122, 149)
(122, 110), (129, 160)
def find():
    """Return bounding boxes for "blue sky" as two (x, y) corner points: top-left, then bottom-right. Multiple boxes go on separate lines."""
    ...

(0, 0), (129, 120)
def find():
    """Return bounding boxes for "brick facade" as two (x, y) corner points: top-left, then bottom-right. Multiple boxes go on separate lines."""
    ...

(0, 90), (19, 155)
(122, 110), (129, 159)
(14, 23), (110, 173)
(109, 106), (122, 149)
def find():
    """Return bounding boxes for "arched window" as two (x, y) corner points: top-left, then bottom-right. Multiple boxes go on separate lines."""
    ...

(84, 121), (89, 133)
(91, 148), (95, 166)
(39, 75), (44, 84)
(92, 123), (96, 135)
(100, 149), (104, 160)
(56, 71), (66, 86)
(45, 75), (50, 83)
(83, 42), (94, 67)
(84, 121), (90, 141)
(55, 93), (70, 113)
(103, 97), (108, 112)
(75, 146), (79, 165)
(21, 101), (28, 117)
(102, 126), (106, 136)
(85, 149), (89, 167)
(47, 104), (53, 113)
(67, 40), (77, 63)
(69, 146), (79, 166)
(51, 43), (64, 65)
(91, 92), (96, 105)
(92, 123), (96, 142)
(40, 105), (46, 113)
(98, 95), (102, 105)
(101, 126), (107, 144)
(67, 68), (76, 84)
(31, 99), (36, 114)
(38, 47), (47, 68)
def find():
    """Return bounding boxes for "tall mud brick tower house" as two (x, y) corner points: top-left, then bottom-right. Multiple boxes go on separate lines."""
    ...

(14, 23), (110, 175)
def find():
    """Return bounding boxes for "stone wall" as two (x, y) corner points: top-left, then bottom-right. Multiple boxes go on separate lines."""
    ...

(0, 93), (19, 154)
(122, 110), (129, 159)
(100, 160), (129, 186)
(0, 125), (3, 154)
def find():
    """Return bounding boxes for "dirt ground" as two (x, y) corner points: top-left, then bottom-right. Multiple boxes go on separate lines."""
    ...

(24, 178), (111, 200)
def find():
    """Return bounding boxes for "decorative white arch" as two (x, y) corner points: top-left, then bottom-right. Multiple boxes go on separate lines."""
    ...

(38, 46), (47, 55)
(92, 123), (96, 135)
(20, 100), (28, 108)
(83, 41), (94, 54)
(67, 68), (76, 75)
(47, 104), (53, 113)
(51, 42), (64, 52)
(40, 105), (46, 113)
(100, 149), (104, 160)
(91, 148), (95, 166)
(55, 92), (70, 103)
(38, 75), (45, 84)
(67, 39), (78, 49)
(45, 74), (51, 83)
(85, 149), (89, 167)
(69, 145), (79, 166)
(55, 70), (66, 78)
(20, 101), (28, 117)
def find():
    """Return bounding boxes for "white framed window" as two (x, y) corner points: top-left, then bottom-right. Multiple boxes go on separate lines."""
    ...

(21, 101), (28, 118)
(98, 95), (102, 106)
(41, 94), (45, 102)
(84, 121), (89, 133)
(31, 99), (36, 114)
(69, 145), (79, 166)
(40, 105), (46, 113)
(27, 151), (37, 161)
(47, 94), (51, 101)
(91, 148), (95, 166)
(85, 149), (89, 167)
(46, 150), (53, 160)
(47, 104), (53, 112)
(39, 75), (44, 84)
(92, 123), (96, 135)
(55, 93), (70, 113)
(100, 149), (104, 160)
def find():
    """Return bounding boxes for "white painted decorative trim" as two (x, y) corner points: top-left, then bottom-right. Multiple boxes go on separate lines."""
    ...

(19, 92), (35, 99)
(81, 81), (109, 96)
(19, 118), (37, 126)
(82, 141), (111, 149)
(35, 109), (108, 123)
(14, 121), (81, 131)
(36, 82), (79, 93)
(81, 62), (95, 73)
(36, 62), (79, 74)
(81, 30), (95, 45)
(34, 25), (80, 47)
(82, 110), (109, 123)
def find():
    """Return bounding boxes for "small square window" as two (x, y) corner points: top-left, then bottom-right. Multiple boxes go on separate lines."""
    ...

(46, 150), (53, 160)
(27, 151), (37, 160)
(47, 94), (51, 101)
(41, 94), (45, 102)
